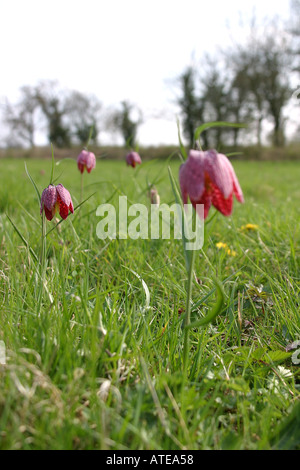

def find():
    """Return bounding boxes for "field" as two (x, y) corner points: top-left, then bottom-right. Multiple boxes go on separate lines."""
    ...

(0, 153), (300, 450)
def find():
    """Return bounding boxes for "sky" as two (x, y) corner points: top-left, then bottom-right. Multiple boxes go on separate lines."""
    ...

(0, 0), (293, 146)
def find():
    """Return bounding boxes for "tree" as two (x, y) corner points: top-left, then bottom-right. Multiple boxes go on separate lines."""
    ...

(1, 81), (105, 148)
(3, 86), (40, 148)
(227, 21), (292, 147)
(108, 101), (142, 147)
(289, 0), (300, 73)
(228, 47), (267, 146)
(226, 67), (253, 146)
(200, 60), (230, 148)
(262, 36), (291, 146)
(177, 67), (202, 148)
(64, 91), (102, 145)
(35, 80), (71, 148)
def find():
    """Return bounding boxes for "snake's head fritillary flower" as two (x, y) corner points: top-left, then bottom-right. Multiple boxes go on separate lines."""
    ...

(126, 151), (142, 168)
(77, 149), (96, 174)
(40, 184), (74, 221)
(56, 184), (74, 220)
(40, 185), (57, 221)
(179, 149), (244, 219)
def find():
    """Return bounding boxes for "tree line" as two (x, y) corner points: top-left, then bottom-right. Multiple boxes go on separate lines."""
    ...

(177, 8), (300, 149)
(1, 4), (300, 150)
(1, 80), (142, 149)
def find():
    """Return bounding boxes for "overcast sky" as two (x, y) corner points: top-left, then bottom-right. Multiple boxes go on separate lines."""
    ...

(0, 0), (292, 146)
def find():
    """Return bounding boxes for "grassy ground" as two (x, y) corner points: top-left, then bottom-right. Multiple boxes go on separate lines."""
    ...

(0, 154), (300, 450)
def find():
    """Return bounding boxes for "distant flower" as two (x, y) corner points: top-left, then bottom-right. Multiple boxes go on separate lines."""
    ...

(240, 223), (259, 232)
(77, 149), (96, 174)
(126, 151), (142, 168)
(149, 188), (160, 207)
(179, 149), (244, 219)
(216, 241), (237, 257)
(216, 242), (228, 250)
(40, 184), (74, 221)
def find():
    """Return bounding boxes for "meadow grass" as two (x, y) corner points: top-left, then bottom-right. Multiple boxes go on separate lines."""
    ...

(0, 155), (300, 450)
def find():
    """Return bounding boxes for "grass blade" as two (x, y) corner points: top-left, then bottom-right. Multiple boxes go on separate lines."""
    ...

(6, 213), (39, 262)
(194, 121), (247, 146)
(45, 191), (96, 237)
(185, 277), (224, 329)
(24, 162), (41, 205)
(177, 117), (187, 160)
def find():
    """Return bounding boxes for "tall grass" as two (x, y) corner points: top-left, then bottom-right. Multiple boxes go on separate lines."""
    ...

(0, 156), (299, 450)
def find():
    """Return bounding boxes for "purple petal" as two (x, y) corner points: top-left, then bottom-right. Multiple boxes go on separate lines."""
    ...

(56, 184), (74, 218)
(204, 150), (233, 199)
(126, 152), (142, 167)
(40, 185), (57, 214)
(77, 150), (96, 173)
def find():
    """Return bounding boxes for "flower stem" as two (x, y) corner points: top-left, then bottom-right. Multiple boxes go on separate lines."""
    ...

(80, 172), (84, 204)
(38, 212), (47, 310)
(41, 212), (46, 264)
(183, 248), (195, 376)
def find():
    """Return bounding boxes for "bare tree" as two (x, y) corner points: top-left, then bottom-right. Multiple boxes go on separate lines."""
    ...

(226, 67), (253, 146)
(34, 80), (71, 148)
(64, 91), (102, 146)
(107, 101), (142, 148)
(200, 59), (231, 148)
(226, 20), (292, 147)
(289, 0), (300, 72)
(177, 66), (207, 148)
(3, 86), (40, 148)
(262, 37), (291, 146)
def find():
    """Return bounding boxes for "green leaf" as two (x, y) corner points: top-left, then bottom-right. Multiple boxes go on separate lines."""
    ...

(194, 121), (247, 145)
(263, 350), (292, 363)
(176, 117), (187, 160)
(185, 277), (224, 329)
(24, 162), (41, 205)
(6, 213), (39, 262)
(251, 347), (267, 361)
(168, 165), (191, 271)
(272, 401), (300, 450)
(226, 377), (250, 394)
(220, 431), (243, 450)
(49, 143), (55, 185)
(86, 125), (94, 149)
(123, 266), (150, 311)
(226, 152), (244, 157)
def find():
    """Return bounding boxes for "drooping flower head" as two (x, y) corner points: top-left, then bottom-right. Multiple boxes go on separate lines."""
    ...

(40, 184), (74, 221)
(179, 149), (244, 219)
(126, 151), (142, 168)
(77, 149), (96, 174)
(240, 223), (259, 232)
(149, 187), (160, 207)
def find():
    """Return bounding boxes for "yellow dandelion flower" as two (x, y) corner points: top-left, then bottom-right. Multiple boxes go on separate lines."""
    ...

(227, 249), (237, 257)
(216, 242), (237, 257)
(240, 223), (259, 232)
(216, 242), (228, 249)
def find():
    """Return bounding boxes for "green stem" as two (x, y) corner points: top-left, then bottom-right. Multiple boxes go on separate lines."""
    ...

(80, 172), (84, 204)
(38, 212), (47, 311)
(183, 249), (195, 375)
(185, 277), (224, 329)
